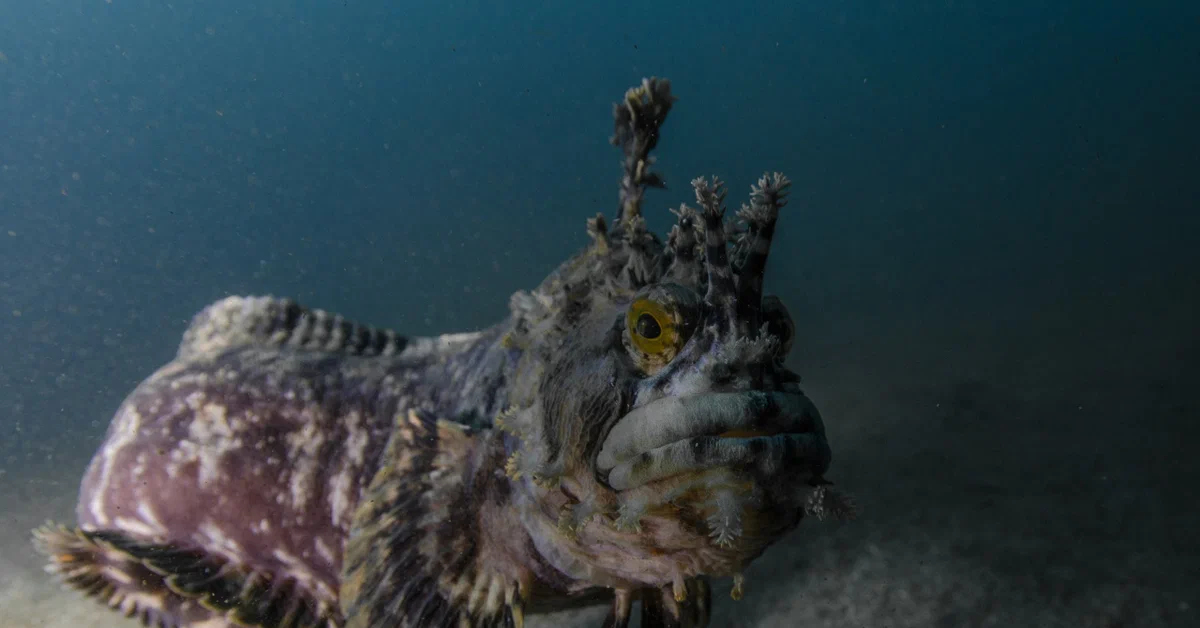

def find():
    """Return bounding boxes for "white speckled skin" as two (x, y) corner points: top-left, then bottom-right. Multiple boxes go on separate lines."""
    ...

(37, 78), (850, 628)
(69, 296), (520, 626)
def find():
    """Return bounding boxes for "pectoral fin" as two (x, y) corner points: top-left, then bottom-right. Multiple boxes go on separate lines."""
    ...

(33, 524), (338, 627)
(340, 409), (521, 628)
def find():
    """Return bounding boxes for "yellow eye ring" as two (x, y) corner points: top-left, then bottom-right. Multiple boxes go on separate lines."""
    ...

(627, 297), (683, 365)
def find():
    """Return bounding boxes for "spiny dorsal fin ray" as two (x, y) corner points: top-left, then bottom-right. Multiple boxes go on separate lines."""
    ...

(177, 295), (407, 361)
(32, 523), (339, 628)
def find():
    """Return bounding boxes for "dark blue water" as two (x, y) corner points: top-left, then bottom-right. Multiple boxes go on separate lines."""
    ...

(2, 1), (1198, 625)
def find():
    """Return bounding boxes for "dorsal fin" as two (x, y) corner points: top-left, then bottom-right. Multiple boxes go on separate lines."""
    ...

(177, 296), (407, 361)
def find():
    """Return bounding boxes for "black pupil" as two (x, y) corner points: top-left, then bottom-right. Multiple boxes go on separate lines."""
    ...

(635, 313), (662, 339)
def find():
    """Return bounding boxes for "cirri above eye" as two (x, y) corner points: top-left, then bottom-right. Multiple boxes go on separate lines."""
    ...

(624, 283), (700, 374)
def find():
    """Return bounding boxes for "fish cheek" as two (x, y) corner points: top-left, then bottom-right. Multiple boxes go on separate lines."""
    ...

(538, 348), (630, 473)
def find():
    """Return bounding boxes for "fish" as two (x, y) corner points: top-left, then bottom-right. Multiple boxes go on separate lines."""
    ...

(33, 77), (855, 628)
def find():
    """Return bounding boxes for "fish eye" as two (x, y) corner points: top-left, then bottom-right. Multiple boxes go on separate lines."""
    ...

(624, 284), (698, 374)
(761, 295), (794, 358)
(634, 313), (662, 339)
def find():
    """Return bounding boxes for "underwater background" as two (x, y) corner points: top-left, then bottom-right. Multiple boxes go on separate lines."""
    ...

(1, 0), (1197, 626)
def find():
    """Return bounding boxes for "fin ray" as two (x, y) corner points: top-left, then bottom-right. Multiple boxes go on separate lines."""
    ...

(178, 295), (407, 361)
(34, 523), (339, 628)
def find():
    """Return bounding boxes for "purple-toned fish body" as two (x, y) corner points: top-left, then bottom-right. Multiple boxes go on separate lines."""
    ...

(35, 78), (854, 628)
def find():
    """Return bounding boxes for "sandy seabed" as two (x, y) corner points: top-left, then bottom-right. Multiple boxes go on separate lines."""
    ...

(3, 310), (1197, 627)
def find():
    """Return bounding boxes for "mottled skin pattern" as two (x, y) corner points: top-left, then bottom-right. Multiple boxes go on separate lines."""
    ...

(34, 78), (854, 628)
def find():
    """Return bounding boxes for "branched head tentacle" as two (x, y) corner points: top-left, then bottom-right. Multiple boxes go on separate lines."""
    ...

(664, 203), (705, 289)
(692, 176), (738, 329)
(611, 77), (675, 228)
(733, 172), (791, 336)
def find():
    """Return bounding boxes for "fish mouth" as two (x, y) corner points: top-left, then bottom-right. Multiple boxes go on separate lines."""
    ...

(596, 391), (830, 491)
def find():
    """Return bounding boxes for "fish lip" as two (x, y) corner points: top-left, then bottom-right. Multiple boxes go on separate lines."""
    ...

(595, 390), (824, 479)
(604, 432), (830, 492)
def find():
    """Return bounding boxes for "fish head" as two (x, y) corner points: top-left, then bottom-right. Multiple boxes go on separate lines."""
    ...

(501, 172), (845, 585)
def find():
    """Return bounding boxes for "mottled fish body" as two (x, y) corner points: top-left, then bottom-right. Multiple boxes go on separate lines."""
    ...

(35, 78), (854, 628)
